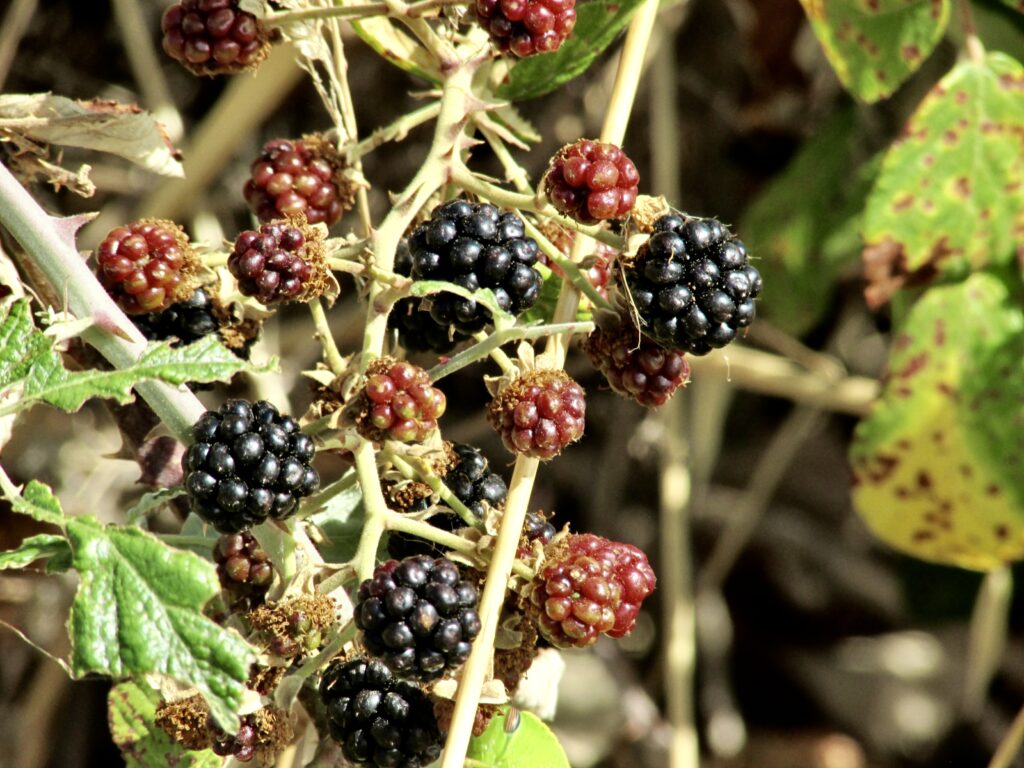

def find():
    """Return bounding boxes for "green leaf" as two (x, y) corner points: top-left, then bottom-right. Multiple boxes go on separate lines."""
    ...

(798, 0), (950, 102)
(126, 488), (187, 526)
(742, 109), (880, 335)
(496, 0), (645, 101)
(108, 681), (219, 768)
(308, 479), (371, 564)
(0, 534), (69, 570)
(467, 709), (570, 768)
(850, 272), (1024, 571)
(67, 517), (255, 728)
(0, 299), (268, 415)
(861, 53), (1024, 307)
(7, 478), (66, 526)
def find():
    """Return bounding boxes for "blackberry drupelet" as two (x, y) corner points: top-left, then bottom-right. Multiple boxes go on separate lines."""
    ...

(229, 219), (325, 305)
(161, 0), (270, 76)
(210, 716), (258, 762)
(320, 658), (443, 767)
(214, 531), (273, 598)
(475, 0), (577, 57)
(445, 442), (508, 520)
(623, 213), (761, 355)
(183, 400), (319, 533)
(405, 200), (543, 339)
(355, 556), (481, 681)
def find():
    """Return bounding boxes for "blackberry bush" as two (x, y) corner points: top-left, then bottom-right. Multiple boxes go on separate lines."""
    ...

(623, 213), (761, 355)
(354, 556), (482, 680)
(320, 658), (443, 767)
(161, 0), (270, 76)
(487, 369), (586, 459)
(544, 140), (639, 224)
(183, 400), (320, 533)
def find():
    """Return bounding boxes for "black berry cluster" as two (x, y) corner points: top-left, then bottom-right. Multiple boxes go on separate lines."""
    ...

(133, 287), (219, 345)
(445, 442), (508, 520)
(395, 200), (543, 350)
(624, 214), (761, 355)
(355, 556), (481, 681)
(183, 400), (320, 533)
(320, 658), (443, 768)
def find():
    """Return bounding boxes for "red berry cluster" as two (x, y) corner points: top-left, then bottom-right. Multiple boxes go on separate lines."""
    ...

(229, 221), (321, 305)
(357, 359), (447, 443)
(243, 137), (354, 226)
(487, 369), (585, 460)
(161, 0), (269, 77)
(96, 219), (196, 314)
(214, 532), (273, 598)
(544, 140), (639, 224)
(583, 318), (690, 407)
(527, 533), (655, 648)
(475, 0), (577, 58)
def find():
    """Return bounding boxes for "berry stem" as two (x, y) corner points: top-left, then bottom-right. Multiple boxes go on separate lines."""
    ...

(472, 331), (517, 376)
(0, 162), (205, 442)
(298, 469), (359, 517)
(521, 218), (615, 312)
(426, 321), (595, 382)
(989, 702), (1024, 768)
(351, 440), (392, 582)
(384, 450), (481, 528)
(345, 101), (443, 163)
(309, 298), (347, 375)
(474, 118), (533, 193)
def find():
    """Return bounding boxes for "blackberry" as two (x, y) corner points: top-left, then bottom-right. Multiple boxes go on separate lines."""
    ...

(475, 0), (577, 57)
(96, 219), (197, 314)
(182, 400), (319, 533)
(133, 287), (219, 345)
(623, 214), (761, 355)
(487, 369), (586, 460)
(162, 0), (270, 76)
(355, 556), (481, 681)
(544, 140), (639, 224)
(389, 239), (472, 354)
(214, 532), (273, 600)
(583, 316), (690, 407)
(320, 658), (443, 767)
(229, 219), (327, 305)
(405, 200), (543, 339)
(355, 358), (446, 443)
(243, 137), (355, 226)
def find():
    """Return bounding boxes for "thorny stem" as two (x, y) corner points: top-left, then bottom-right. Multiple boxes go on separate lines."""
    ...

(298, 470), (358, 517)
(522, 218), (615, 312)
(957, 0), (986, 65)
(269, 0), (469, 26)
(475, 119), (532, 193)
(309, 298), (346, 375)
(351, 440), (391, 582)
(384, 450), (480, 527)
(345, 101), (442, 163)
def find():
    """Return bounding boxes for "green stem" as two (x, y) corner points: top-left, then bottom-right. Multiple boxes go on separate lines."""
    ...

(298, 470), (359, 516)
(345, 102), (442, 163)
(386, 451), (479, 527)
(989, 704), (1024, 768)
(472, 331), (517, 376)
(522, 218), (615, 312)
(475, 118), (532, 193)
(0, 163), (204, 441)
(309, 298), (347, 375)
(351, 440), (390, 582)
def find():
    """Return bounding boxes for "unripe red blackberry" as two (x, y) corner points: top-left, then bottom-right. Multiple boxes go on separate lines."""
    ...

(544, 140), (639, 224)
(214, 532), (273, 600)
(487, 369), (585, 460)
(354, 358), (446, 443)
(622, 213), (761, 355)
(161, 0), (270, 76)
(211, 715), (258, 762)
(355, 556), (482, 681)
(228, 218), (328, 305)
(95, 219), (197, 314)
(319, 658), (443, 767)
(476, 0), (577, 57)
(243, 137), (355, 226)
(583, 316), (690, 407)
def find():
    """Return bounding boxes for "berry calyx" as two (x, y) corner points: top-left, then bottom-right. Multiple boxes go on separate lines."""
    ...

(354, 556), (481, 681)
(544, 140), (639, 224)
(487, 369), (586, 460)
(161, 0), (270, 76)
(583, 316), (690, 406)
(228, 217), (328, 305)
(95, 219), (197, 314)
(243, 136), (355, 226)
(182, 399), (320, 533)
(475, 0), (577, 57)
(355, 358), (446, 443)
(621, 213), (762, 355)
(320, 658), (443, 767)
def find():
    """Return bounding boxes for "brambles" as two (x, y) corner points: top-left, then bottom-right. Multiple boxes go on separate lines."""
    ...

(95, 219), (197, 314)
(354, 556), (482, 681)
(475, 0), (577, 58)
(583, 316), (690, 407)
(320, 658), (443, 767)
(544, 140), (639, 224)
(354, 358), (447, 443)
(243, 137), (355, 226)
(228, 218), (328, 306)
(161, 0), (270, 76)
(488, 369), (586, 459)
(183, 400), (319, 533)
(623, 213), (761, 355)
(525, 533), (655, 648)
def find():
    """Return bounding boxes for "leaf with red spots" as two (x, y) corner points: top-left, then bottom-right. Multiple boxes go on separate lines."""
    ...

(798, 0), (949, 103)
(850, 273), (1024, 571)
(861, 54), (1024, 307)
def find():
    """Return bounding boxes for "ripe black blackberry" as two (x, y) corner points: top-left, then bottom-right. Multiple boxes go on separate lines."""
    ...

(133, 287), (219, 345)
(320, 658), (443, 767)
(402, 200), (543, 342)
(183, 400), (320, 533)
(355, 556), (481, 681)
(623, 214), (761, 355)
